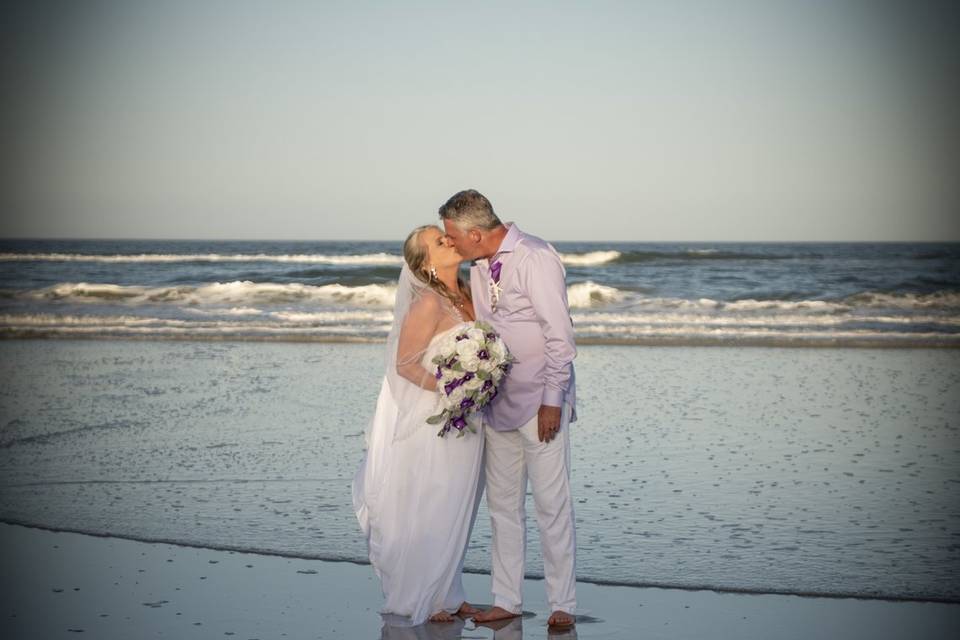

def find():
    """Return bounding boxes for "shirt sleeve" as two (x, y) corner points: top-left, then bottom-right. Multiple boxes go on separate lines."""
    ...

(520, 247), (576, 407)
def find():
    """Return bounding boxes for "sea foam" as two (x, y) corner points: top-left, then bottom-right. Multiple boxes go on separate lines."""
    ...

(0, 252), (404, 265)
(566, 281), (628, 307)
(557, 251), (622, 266)
(27, 281), (399, 307)
(3, 250), (625, 268)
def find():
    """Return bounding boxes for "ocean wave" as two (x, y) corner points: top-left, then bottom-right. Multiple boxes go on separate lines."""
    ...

(558, 251), (622, 266)
(14, 280), (627, 310)
(570, 311), (960, 328)
(0, 252), (404, 265)
(12, 280), (960, 318)
(3, 250), (633, 269)
(614, 291), (960, 314)
(843, 291), (960, 310)
(614, 249), (786, 263)
(572, 323), (960, 346)
(183, 307), (265, 316)
(182, 309), (393, 322)
(0, 314), (195, 327)
(0, 313), (389, 337)
(24, 281), (398, 307)
(595, 296), (851, 314)
(268, 310), (393, 323)
(0, 311), (392, 330)
(7, 307), (955, 332)
(567, 281), (628, 308)
(3, 312), (956, 346)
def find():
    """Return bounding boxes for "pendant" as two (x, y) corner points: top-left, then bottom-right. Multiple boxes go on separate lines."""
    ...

(489, 279), (502, 312)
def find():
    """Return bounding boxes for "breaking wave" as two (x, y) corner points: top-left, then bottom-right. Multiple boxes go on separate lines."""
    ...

(0, 252), (405, 265)
(4, 250), (653, 269)
(558, 251), (622, 266)
(20, 281), (399, 308)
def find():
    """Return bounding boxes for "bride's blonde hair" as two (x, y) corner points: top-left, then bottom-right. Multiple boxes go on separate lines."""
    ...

(403, 225), (470, 310)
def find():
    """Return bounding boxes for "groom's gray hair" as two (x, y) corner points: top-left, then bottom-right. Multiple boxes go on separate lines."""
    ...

(438, 189), (502, 231)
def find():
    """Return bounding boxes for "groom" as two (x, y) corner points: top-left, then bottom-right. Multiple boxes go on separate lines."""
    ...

(439, 189), (577, 628)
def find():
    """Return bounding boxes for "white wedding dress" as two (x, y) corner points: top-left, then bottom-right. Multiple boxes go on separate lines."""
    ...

(353, 320), (485, 626)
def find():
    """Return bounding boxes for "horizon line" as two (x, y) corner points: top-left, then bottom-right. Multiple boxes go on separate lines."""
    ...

(2, 236), (958, 245)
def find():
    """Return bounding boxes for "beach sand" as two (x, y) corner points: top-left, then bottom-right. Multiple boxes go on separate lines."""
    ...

(3, 522), (958, 640)
(3, 340), (960, 637)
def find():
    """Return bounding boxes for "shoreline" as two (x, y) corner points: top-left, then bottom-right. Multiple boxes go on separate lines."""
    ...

(3, 340), (959, 623)
(1, 333), (958, 348)
(3, 518), (957, 605)
(3, 522), (959, 640)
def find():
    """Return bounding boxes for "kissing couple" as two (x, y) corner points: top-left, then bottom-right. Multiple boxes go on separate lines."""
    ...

(353, 189), (578, 629)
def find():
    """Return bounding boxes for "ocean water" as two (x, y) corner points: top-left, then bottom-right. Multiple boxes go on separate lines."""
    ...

(1, 239), (958, 346)
(1, 340), (958, 602)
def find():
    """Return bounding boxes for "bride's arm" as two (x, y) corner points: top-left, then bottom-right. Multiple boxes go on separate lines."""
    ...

(396, 294), (441, 391)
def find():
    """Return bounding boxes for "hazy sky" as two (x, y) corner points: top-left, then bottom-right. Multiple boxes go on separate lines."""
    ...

(3, 0), (958, 241)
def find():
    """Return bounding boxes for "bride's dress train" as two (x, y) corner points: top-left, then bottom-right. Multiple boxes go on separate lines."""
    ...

(354, 323), (484, 626)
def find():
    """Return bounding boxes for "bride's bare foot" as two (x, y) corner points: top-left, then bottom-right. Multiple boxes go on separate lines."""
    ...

(547, 610), (575, 628)
(429, 611), (455, 623)
(456, 602), (481, 616)
(472, 606), (521, 623)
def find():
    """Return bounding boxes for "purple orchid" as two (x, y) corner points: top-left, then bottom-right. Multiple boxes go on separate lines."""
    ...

(444, 379), (462, 395)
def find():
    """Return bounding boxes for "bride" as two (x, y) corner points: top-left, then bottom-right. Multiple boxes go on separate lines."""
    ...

(353, 224), (485, 626)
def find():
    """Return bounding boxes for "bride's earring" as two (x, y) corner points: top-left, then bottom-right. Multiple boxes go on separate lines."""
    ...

(429, 265), (438, 280)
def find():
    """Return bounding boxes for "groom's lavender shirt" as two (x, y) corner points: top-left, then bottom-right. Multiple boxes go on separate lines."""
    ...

(470, 223), (577, 431)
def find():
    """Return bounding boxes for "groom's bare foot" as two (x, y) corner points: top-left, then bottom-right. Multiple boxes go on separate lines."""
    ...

(547, 610), (575, 628)
(472, 606), (521, 623)
(456, 602), (481, 616)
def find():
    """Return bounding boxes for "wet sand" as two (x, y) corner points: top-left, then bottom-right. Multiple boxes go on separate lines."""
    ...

(3, 523), (958, 640)
(3, 341), (959, 600)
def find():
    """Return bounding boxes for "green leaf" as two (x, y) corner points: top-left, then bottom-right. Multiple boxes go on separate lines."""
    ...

(426, 414), (446, 425)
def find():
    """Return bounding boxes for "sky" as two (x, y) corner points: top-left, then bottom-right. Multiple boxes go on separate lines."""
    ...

(2, 0), (958, 242)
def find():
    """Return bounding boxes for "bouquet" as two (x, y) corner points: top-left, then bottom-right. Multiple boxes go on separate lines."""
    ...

(427, 321), (515, 437)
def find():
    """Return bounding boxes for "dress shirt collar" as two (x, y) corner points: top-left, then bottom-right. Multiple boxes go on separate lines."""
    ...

(495, 222), (521, 256)
(475, 222), (521, 268)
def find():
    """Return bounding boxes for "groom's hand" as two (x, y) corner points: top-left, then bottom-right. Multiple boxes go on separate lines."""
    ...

(538, 405), (562, 442)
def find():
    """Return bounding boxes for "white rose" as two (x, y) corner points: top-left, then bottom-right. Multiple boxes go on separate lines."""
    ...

(447, 385), (466, 407)
(488, 340), (506, 362)
(440, 335), (457, 355)
(464, 375), (483, 392)
(478, 358), (495, 373)
(460, 353), (481, 372)
(456, 338), (480, 360)
(456, 340), (481, 370)
(467, 327), (486, 343)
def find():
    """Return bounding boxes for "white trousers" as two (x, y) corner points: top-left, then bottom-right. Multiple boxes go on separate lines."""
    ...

(483, 404), (576, 614)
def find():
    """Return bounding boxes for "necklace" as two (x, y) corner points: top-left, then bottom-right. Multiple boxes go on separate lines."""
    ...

(451, 290), (471, 319)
